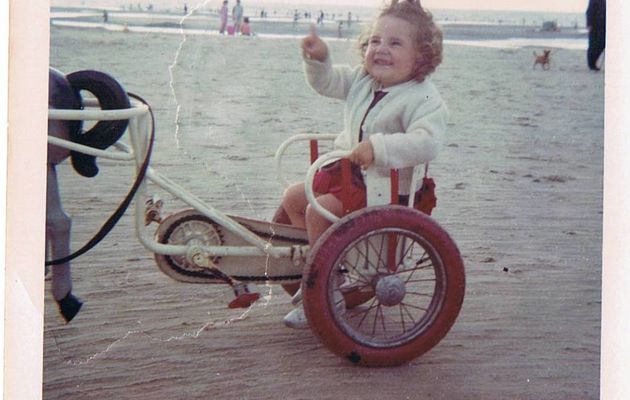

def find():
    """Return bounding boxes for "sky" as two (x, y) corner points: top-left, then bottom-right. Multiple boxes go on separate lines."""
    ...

(49, 0), (590, 14)
(419, 0), (586, 13)
(247, 0), (589, 13)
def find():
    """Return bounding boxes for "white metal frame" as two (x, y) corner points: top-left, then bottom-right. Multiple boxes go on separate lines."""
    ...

(48, 101), (424, 265)
(49, 101), (294, 263)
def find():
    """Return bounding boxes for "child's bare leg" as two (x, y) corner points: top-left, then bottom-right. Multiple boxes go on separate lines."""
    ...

(284, 193), (344, 329)
(305, 193), (343, 245)
(281, 182), (308, 229)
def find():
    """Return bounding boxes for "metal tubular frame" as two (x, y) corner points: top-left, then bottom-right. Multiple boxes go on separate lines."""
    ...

(48, 101), (296, 262)
(48, 101), (424, 263)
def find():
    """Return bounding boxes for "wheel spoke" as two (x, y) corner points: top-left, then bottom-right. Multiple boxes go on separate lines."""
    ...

(345, 237), (380, 280)
(399, 303), (407, 332)
(339, 255), (372, 285)
(371, 303), (382, 336)
(367, 234), (387, 273)
(399, 237), (415, 263)
(400, 301), (429, 312)
(351, 298), (379, 329)
(332, 290), (344, 310)
(405, 278), (437, 284)
(401, 260), (434, 282)
(379, 305), (387, 334)
(405, 291), (434, 298)
(398, 252), (428, 280)
(400, 303), (418, 324)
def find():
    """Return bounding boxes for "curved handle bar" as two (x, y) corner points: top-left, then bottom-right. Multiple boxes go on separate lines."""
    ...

(305, 150), (352, 223)
(48, 98), (149, 121)
(274, 133), (338, 188)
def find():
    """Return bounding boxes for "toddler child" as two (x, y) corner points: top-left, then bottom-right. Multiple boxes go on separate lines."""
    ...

(241, 16), (252, 35)
(282, 0), (448, 328)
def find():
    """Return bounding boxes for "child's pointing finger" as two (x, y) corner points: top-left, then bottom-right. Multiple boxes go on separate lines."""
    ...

(301, 23), (328, 62)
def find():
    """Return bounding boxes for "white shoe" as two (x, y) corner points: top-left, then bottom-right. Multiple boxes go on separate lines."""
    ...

(283, 290), (347, 330)
(283, 307), (309, 329)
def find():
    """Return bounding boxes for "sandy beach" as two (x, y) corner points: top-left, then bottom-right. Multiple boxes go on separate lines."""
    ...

(44, 15), (603, 400)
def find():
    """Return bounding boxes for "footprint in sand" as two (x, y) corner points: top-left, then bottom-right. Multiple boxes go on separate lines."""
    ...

(514, 116), (539, 128)
(541, 175), (575, 183)
(224, 155), (249, 161)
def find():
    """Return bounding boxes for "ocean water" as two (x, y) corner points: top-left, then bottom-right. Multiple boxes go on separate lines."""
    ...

(51, 0), (587, 27)
(50, 3), (589, 51)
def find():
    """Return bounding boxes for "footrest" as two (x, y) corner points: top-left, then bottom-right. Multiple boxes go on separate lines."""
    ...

(228, 283), (260, 308)
(228, 292), (261, 309)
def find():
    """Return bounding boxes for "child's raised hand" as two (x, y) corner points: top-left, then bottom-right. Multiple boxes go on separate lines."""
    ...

(348, 140), (375, 170)
(301, 24), (328, 62)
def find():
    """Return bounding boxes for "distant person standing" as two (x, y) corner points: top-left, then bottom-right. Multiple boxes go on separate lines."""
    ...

(232, 0), (244, 35)
(586, 0), (606, 71)
(219, 0), (229, 34)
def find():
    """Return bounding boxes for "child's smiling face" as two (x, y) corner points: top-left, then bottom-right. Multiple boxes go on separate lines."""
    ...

(365, 15), (418, 88)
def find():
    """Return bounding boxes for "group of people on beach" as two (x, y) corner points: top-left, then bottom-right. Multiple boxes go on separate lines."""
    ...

(219, 0), (251, 36)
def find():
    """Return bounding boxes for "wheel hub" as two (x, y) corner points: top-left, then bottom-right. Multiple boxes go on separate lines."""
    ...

(375, 275), (406, 306)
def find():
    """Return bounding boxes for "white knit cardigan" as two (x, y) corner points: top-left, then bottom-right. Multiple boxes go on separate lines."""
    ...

(303, 56), (448, 195)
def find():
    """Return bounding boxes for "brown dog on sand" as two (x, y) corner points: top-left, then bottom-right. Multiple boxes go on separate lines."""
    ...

(533, 49), (551, 70)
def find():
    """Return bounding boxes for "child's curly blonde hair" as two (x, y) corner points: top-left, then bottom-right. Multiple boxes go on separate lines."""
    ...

(359, 0), (443, 82)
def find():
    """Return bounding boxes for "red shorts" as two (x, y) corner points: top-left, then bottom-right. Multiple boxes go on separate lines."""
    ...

(312, 160), (366, 213)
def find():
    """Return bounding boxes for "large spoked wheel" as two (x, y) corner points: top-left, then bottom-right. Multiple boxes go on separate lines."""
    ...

(154, 209), (223, 283)
(302, 205), (465, 367)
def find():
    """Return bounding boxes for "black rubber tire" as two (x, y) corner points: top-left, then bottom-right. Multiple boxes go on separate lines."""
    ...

(66, 70), (131, 177)
(302, 205), (465, 367)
